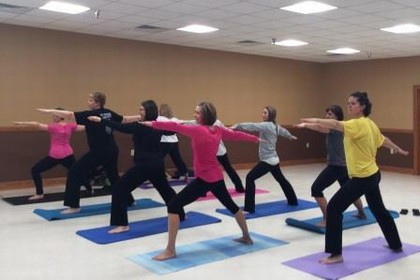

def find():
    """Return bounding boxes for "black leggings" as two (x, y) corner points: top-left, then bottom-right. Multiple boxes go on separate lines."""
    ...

(167, 178), (240, 215)
(217, 153), (244, 190)
(110, 161), (184, 226)
(311, 165), (348, 197)
(325, 171), (402, 255)
(31, 155), (75, 195)
(245, 161), (298, 213)
(63, 149), (132, 208)
(160, 142), (188, 175)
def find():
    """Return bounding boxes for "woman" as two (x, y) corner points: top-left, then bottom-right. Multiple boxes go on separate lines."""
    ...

(295, 105), (365, 227)
(14, 108), (91, 200)
(299, 91), (408, 264)
(88, 100), (185, 233)
(142, 102), (260, 261)
(232, 106), (298, 213)
(157, 103), (189, 182)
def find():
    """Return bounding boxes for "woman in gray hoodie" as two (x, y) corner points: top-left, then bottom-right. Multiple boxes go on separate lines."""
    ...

(232, 106), (298, 213)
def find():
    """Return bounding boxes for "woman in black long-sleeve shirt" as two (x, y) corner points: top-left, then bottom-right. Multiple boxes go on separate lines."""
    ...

(89, 100), (184, 234)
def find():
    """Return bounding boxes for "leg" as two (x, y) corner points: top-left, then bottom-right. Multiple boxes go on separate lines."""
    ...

(168, 142), (188, 181)
(109, 165), (146, 231)
(153, 179), (209, 260)
(149, 164), (186, 221)
(30, 156), (61, 198)
(364, 172), (402, 251)
(311, 165), (345, 226)
(62, 153), (98, 212)
(210, 180), (252, 244)
(336, 169), (366, 219)
(323, 178), (364, 263)
(269, 164), (298, 205)
(217, 153), (244, 192)
(244, 162), (270, 213)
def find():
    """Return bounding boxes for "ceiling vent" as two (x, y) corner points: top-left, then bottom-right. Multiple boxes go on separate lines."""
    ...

(236, 40), (265, 46)
(135, 25), (169, 33)
(0, 3), (33, 14)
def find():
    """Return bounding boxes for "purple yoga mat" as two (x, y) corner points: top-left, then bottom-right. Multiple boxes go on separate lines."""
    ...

(282, 237), (420, 280)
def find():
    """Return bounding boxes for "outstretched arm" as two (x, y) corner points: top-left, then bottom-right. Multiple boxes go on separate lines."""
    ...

(122, 115), (141, 123)
(300, 118), (343, 132)
(37, 108), (75, 121)
(382, 136), (409, 156)
(14, 121), (48, 131)
(294, 122), (330, 134)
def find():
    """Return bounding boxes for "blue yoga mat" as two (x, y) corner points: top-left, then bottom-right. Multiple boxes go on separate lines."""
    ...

(128, 232), (288, 275)
(285, 207), (399, 234)
(33, 198), (164, 221)
(283, 237), (420, 280)
(76, 211), (221, 244)
(216, 199), (318, 219)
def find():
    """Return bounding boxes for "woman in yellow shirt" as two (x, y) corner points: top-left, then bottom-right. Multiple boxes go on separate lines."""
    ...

(299, 91), (408, 264)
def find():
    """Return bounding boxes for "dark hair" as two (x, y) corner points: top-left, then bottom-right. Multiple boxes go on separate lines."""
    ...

(325, 105), (344, 121)
(265, 106), (277, 123)
(159, 104), (173, 118)
(54, 107), (65, 120)
(141, 100), (159, 121)
(350, 91), (372, 116)
(90, 91), (106, 108)
(198, 102), (217, 125)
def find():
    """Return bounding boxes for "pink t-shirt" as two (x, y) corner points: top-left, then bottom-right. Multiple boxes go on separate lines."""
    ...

(152, 121), (259, 183)
(47, 123), (77, 159)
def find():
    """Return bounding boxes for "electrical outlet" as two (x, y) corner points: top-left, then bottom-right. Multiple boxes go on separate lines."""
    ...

(390, 149), (395, 154)
(306, 142), (310, 148)
(130, 149), (134, 156)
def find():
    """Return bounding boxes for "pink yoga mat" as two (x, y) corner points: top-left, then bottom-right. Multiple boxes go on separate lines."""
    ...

(197, 188), (268, 201)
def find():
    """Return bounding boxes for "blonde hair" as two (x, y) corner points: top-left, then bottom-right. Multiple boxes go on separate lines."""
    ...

(159, 104), (173, 118)
(89, 91), (106, 108)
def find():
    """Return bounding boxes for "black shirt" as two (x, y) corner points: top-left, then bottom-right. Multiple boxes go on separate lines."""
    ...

(74, 108), (123, 153)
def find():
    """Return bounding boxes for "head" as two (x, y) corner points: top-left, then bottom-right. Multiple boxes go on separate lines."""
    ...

(325, 105), (344, 120)
(194, 102), (217, 125)
(88, 91), (106, 110)
(262, 106), (277, 123)
(140, 100), (158, 121)
(347, 91), (372, 117)
(52, 107), (65, 122)
(159, 103), (173, 118)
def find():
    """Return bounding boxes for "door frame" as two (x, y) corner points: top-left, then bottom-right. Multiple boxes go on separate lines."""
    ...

(413, 85), (420, 174)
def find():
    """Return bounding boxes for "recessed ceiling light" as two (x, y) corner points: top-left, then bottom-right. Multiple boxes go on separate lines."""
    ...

(380, 24), (420, 34)
(273, 39), (308, 47)
(39, 1), (90, 14)
(177, 24), (219, 34)
(327, 48), (360, 54)
(281, 1), (337, 15)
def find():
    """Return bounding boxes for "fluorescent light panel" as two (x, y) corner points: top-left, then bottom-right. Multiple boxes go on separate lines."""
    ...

(39, 1), (90, 14)
(273, 39), (308, 47)
(177, 24), (219, 34)
(381, 24), (420, 34)
(281, 1), (337, 14)
(327, 48), (360, 54)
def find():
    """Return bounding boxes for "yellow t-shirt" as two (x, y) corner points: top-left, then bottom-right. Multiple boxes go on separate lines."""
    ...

(342, 117), (384, 178)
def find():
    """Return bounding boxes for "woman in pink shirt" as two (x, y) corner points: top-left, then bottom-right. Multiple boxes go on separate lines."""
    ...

(15, 109), (89, 200)
(141, 101), (260, 261)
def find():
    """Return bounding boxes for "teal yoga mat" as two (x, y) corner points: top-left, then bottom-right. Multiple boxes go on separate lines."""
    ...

(285, 207), (399, 234)
(128, 232), (288, 275)
(216, 199), (318, 219)
(76, 211), (221, 244)
(33, 198), (164, 221)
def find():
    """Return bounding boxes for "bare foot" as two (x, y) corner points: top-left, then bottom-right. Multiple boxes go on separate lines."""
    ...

(353, 212), (367, 220)
(319, 255), (343, 264)
(152, 249), (176, 261)
(28, 194), (44, 200)
(234, 236), (253, 245)
(316, 219), (326, 227)
(108, 226), (129, 234)
(60, 208), (80, 214)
